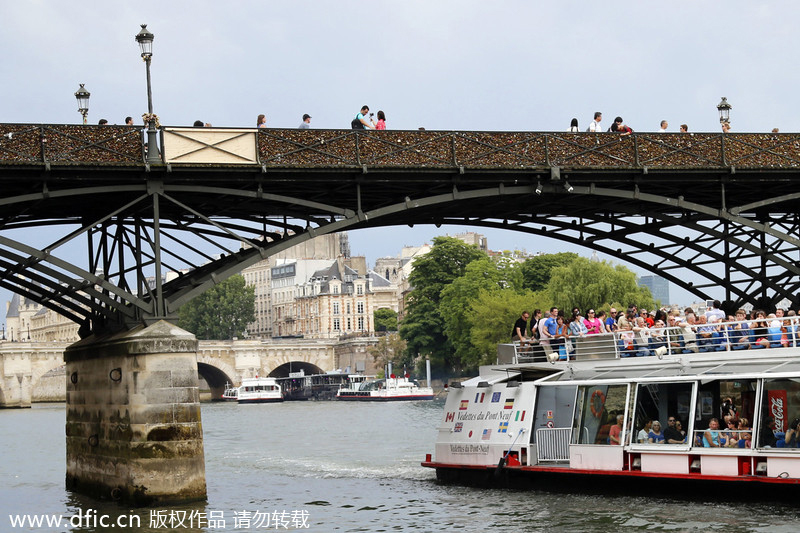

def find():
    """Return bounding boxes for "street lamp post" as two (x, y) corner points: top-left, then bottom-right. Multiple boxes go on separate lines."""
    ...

(717, 97), (732, 126)
(135, 24), (160, 164)
(74, 84), (90, 124)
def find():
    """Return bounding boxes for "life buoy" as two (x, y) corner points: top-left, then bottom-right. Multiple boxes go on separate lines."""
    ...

(590, 390), (606, 418)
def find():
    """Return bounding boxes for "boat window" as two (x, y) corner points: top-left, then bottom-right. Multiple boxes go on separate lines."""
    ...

(633, 382), (694, 445)
(691, 378), (757, 448)
(757, 379), (800, 449)
(571, 384), (628, 445)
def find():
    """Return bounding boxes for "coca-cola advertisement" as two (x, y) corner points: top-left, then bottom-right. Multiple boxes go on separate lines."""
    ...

(768, 389), (788, 433)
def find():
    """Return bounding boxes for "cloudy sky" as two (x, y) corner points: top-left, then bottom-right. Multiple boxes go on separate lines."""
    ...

(2, 1), (796, 308)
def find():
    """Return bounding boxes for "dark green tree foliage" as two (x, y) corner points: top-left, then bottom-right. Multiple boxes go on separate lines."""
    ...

(520, 252), (579, 292)
(399, 237), (485, 375)
(374, 308), (398, 331)
(178, 275), (255, 340)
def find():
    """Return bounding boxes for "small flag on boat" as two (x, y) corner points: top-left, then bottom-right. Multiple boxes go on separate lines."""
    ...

(504, 398), (514, 409)
(498, 421), (508, 433)
(491, 392), (501, 403)
(482, 429), (492, 440)
(515, 410), (526, 422)
(445, 412), (454, 422)
(475, 392), (485, 403)
(454, 422), (463, 433)
(459, 400), (469, 410)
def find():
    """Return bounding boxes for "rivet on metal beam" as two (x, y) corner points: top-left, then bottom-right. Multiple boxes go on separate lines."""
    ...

(70, 372), (78, 384)
(88, 434), (99, 447)
(109, 368), (122, 383)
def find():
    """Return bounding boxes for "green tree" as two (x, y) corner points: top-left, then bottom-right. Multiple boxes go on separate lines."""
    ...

(440, 256), (523, 373)
(546, 257), (654, 313)
(399, 236), (485, 375)
(468, 289), (549, 367)
(368, 333), (407, 369)
(177, 275), (255, 340)
(520, 252), (579, 292)
(373, 308), (398, 332)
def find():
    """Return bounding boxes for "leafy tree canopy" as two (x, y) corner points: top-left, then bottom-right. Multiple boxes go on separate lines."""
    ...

(177, 274), (255, 340)
(374, 308), (398, 332)
(440, 256), (524, 374)
(400, 236), (486, 374)
(520, 252), (579, 292)
(546, 257), (654, 313)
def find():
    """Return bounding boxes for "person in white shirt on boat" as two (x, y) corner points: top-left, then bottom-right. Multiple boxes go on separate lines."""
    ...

(637, 420), (652, 443)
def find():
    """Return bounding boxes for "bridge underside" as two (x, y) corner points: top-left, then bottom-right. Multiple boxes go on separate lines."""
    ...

(0, 126), (798, 332)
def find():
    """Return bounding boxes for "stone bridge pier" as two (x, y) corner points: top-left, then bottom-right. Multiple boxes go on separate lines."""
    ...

(65, 321), (206, 505)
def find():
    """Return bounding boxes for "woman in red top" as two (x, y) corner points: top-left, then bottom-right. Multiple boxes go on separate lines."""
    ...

(583, 309), (604, 335)
(375, 110), (386, 130)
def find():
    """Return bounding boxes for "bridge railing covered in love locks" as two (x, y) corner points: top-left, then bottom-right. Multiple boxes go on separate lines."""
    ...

(1, 124), (800, 169)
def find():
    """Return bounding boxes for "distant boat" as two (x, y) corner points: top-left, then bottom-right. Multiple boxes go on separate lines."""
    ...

(337, 374), (434, 401)
(222, 377), (284, 404)
(221, 382), (239, 401)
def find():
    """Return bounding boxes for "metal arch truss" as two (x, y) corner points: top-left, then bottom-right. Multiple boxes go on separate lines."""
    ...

(1, 178), (799, 335)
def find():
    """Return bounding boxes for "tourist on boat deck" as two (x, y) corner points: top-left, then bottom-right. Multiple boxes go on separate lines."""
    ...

(540, 307), (559, 356)
(664, 416), (684, 444)
(637, 420), (652, 443)
(648, 421), (665, 444)
(702, 418), (722, 447)
(609, 414), (624, 445)
(729, 309), (751, 348)
(511, 311), (531, 342)
(555, 316), (571, 359)
(605, 308), (619, 332)
(569, 308), (588, 337)
(583, 309), (604, 335)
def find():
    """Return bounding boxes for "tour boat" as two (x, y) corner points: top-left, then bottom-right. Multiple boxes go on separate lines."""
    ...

(423, 319), (800, 498)
(337, 373), (434, 401)
(221, 382), (238, 401)
(234, 377), (284, 404)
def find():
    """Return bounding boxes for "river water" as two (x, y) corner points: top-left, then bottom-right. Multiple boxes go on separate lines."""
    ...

(2, 400), (799, 532)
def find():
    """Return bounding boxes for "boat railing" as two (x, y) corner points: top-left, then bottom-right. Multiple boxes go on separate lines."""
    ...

(501, 316), (800, 364)
(536, 427), (571, 463)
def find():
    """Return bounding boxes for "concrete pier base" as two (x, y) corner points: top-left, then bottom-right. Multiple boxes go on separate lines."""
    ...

(65, 321), (206, 505)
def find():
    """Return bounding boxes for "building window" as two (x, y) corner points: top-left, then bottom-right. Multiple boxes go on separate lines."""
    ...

(357, 284), (364, 295)
(333, 318), (340, 331)
(347, 318), (351, 330)
(357, 302), (364, 314)
(346, 303), (351, 314)
(358, 317), (364, 330)
(333, 302), (340, 315)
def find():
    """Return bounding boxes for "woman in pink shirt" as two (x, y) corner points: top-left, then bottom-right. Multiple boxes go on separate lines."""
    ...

(583, 309), (604, 335)
(375, 110), (386, 130)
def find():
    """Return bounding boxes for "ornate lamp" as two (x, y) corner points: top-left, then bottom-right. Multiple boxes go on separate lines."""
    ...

(717, 97), (732, 125)
(74, 84), (90, 124)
